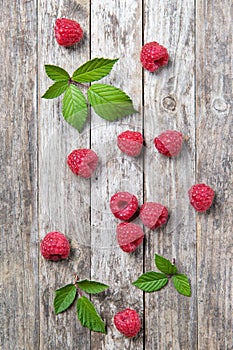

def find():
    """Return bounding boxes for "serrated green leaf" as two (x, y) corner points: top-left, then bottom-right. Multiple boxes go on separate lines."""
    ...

(45, 65), (70, 81)
(72, 58), (119, 83)
(132, 272), (168, 292)
(62, 84), (88, 132)
(54, 284), (77, 314)
(172, 274), (191, 297)
(42, 81), (68, 99)
(155, 254), (177, 275)
(76, 296), (106, 333)
(77, 280), (109, 294)
(87, 84), (137, 121)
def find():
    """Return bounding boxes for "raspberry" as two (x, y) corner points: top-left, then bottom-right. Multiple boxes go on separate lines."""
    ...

(116, 222), (144, 253)
(154, 130), (183, 157)
(110, 192), (139, 221)
(140, 41), (169, 72)
(114, 308), (141, 338)
(67, 149), (98, 178)
(55, 18), (83, 47)
(117, 130), (144, 157)
(40, 232), (70, 261)
(188, 183), (214, 212)
(139, 202), (168, 230)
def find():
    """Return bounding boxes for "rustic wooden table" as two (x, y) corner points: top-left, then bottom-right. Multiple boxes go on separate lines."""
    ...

(1, 0), (232, 349)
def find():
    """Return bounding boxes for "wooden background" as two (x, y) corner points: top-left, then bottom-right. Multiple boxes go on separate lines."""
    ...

(1, 0), (232, 349)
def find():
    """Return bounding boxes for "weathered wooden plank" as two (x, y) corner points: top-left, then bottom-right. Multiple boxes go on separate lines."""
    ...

(38, 1), (91, 349)
(196, 1), (233, 349)
(2, 1), (232, 349)
(143, 1), (197, 349)
(90, 1), (144, 349)
(0, 1), (39, 349)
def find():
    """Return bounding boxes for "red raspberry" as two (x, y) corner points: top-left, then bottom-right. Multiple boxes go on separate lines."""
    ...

(55, 18), (83, 47)
(188, 183), (214, 212)
(140, 41), (169, 72)
(154, 130), (183, 157)
(40, 232), (70, 261)
(114, 308), (141, 338)
(117, 130), (144, 157)
(116, 222), (144, 253)
(67, 149), (98, 178)
(110, 192), (139, 221)
(139, 202), (168, 230)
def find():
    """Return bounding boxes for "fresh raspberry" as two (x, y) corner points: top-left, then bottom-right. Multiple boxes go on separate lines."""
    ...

(188, 183), (214, 212)
(55, 18), (83, 47)
(110, 192), (139, 221)
(117, 130), (144, 157)
(154, 130), (183, 157)
(114, 308), (141, 338)
(67, 149), (98, 178)
(40, 232), (70, 261)
(116, 222), (144, 253)
(139, 202), (168, 230)
(140, 41), (169, 72)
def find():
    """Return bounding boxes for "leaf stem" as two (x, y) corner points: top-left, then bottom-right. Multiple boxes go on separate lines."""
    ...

(77, 287), (83, 297)
(73, 274), (83, 296)
(69, 78), (88, 89)
(73, 274), (80, 284)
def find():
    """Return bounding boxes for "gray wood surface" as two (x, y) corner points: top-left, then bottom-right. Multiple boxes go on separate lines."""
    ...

(90, 1), (143, 349)
(1, 0), (232, 349)
(143, 1), (197, 349)
(38, 1), (91, 349)
(1, 0), (39, 349)
(196, 1), (233, 349)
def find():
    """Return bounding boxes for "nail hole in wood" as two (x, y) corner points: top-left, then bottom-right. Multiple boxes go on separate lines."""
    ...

(162, 96), (176, 111)
(212, 98), (227, 112)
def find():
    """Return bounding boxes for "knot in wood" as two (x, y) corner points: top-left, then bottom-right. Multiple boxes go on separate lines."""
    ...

(212, 98), (227, 112)
(162, 96), (176, 111)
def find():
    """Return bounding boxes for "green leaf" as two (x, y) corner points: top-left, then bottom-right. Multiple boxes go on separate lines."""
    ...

(132, 272), (168, 292)
(87, 84), (137, 121)
(155, 254), (177, 275)
(72, 58), (119, 83)
(45, 65), (70, 81)
(42, 81), (68, 99)
(77, 280), (109, 294)
(54, 284), (77, 314)
(62, 84), (88, 132)
(76, 296), (106, 333)
(172, 274), (191, 297)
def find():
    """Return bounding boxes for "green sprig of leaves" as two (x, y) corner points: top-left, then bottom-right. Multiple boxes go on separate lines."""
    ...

(54, 277), (109, 333)
(42, 58), (137, 132)
(132, 254), (191, 297)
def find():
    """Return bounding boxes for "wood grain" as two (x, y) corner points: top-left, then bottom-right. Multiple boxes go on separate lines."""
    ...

(38, 1), (91, 349)
(1, 1), (39, 349)
(143, 1), (197, 349)
(90, 1), (143, 349)
(196, 1), (233, 349)
(1, 0), (232, 349)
